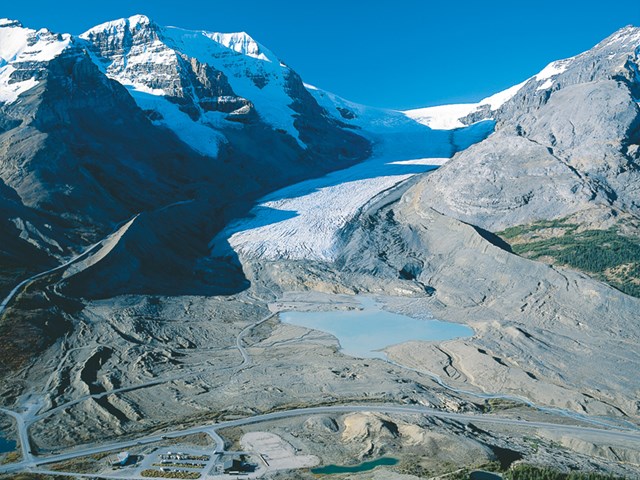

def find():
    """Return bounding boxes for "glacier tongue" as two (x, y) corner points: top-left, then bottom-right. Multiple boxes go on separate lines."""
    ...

(210, 80), (499, 262)
(211, 114), (495, 261)
(212, 157), (442, 261)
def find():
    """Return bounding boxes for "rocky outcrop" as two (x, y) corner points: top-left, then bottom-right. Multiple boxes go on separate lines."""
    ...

(80, 17), (252, 120)
(329, 178), (640, 418)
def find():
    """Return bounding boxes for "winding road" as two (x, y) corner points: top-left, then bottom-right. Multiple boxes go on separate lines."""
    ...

(0, 242), (102, 316)
(0, 301), (280, 475)
(0, 215), (143, 467)
(236, 312), (277, 367)
(1, 403), (640, 476)
(0, 213), (142, 317)
(3, 291), (639, 476)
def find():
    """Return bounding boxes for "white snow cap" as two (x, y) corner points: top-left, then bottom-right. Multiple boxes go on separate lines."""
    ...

(0, 19), (22, 28)
(205, 31), (275, 62)
(535, 59), (572, 81)
(599, 25), (640, 49)
(81, 14), (152, 37)
(0, 23), (71, 64)
(403, 80), (527, 130)
(0, 21), (72, 104)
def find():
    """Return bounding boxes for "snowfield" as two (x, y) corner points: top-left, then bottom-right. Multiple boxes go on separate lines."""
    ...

(403, 80), (527, 129)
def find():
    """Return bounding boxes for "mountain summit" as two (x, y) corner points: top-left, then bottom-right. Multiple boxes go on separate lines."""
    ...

(415, 24), (640, 230)
(78, 14), (344, 154)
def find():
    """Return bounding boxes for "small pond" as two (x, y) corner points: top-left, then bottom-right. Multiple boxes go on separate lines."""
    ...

(0, 431), (16, 454)
(280, 297), (473, 359)
(311, 457), (399, 474)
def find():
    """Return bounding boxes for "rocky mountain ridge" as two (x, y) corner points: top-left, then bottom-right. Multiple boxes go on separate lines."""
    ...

(0, 14), (372, 299)
(415, 25), (640, 232)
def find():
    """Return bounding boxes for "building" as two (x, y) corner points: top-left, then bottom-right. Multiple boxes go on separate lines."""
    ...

(114, 451), (129, 466)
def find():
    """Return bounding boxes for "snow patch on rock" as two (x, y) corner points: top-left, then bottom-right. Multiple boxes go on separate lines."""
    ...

(535, 60), (571, 81)
(204, 31), (276, 62)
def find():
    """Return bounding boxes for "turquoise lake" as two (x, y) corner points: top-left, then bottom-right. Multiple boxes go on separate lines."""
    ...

(280, 298), (473, 359)
(311, 457), (399, 474)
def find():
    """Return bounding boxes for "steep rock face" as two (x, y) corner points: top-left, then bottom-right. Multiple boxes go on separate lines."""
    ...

(0, 21), (217, 264)
(80, 15), (370, 162)
(80, 16), (252, 121)
(0, 48), (217, 235)
(414, 26), (640, 231)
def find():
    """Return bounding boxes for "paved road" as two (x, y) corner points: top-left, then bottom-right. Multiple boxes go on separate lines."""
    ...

(0, 198), (637, 476)
(0, 214), (141, 317)
(2, 403), (639, 475)
(235, 312), (277, 367)
(0, 215), (142, 469)
(0, 407), (33, 466)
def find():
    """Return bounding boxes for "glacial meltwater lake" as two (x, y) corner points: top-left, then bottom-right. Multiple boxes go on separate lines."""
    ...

(280, 297), (473, 359)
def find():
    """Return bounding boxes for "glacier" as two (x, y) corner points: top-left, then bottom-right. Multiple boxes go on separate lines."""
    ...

(211, 99), (495, 261)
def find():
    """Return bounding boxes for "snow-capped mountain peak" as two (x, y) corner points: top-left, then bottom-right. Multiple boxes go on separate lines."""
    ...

(0, 18), (22, 28)
(80, 14), (155, 38)
(81, 16), (277, 64)
(79, 15), (315, 150)
(124, 13), (152, 28)
(403, 25), (640, 130)
(598, 24), (640, 50)
(0, 21), (71, 63)
(0, 20), (72, 104)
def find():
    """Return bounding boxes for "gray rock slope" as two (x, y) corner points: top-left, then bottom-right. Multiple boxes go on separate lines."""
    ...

(417, 26), (640, 231)
(237, 170), (640, 419)
(338, 180), (640, 417)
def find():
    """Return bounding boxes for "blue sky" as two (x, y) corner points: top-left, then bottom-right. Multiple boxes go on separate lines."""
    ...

(5, 0), (640, 109)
